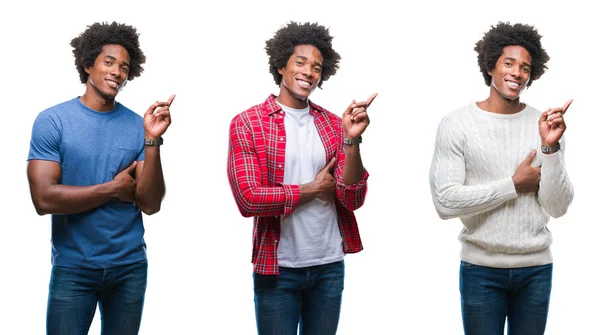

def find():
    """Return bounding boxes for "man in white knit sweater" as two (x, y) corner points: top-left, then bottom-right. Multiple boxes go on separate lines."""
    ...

(429, 22), (574, 335)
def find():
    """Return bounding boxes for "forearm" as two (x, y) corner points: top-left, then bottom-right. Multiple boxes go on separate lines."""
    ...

(538, 152), (574, 217)
(135, 146), (165, 215)
(430, 176), (518, 220)
(230, 182), (301, 217)
(342, 144), (364, 185)
(299, 182), (323, 206)
(31, 182), (116, 215)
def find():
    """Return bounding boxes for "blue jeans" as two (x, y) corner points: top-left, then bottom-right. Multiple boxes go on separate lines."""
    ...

(253, 260), (345, 335)
(46, 259), (148, 335)
(460, 261), (553, 335)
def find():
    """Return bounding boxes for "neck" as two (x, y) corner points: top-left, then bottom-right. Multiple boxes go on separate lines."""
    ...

(276, 88), (309, 109)
(80, 82), (116, 112)
(477, 87), (524, 114)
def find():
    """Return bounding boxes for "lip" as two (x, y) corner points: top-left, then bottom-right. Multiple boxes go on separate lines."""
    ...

(105, 78), (121, 89)
(504, 78), (523, 90)
(295, 77), (313, 90)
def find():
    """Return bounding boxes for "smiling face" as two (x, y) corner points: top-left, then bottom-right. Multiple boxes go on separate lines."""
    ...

(488, 45), (532, 101)
(276, 44), (323, 109)
(85, 44), (130, 101)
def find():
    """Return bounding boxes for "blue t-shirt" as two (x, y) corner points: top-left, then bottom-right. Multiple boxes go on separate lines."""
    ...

(28, 97), (147, 269)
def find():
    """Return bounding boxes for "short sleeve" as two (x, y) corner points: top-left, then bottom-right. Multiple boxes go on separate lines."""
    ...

(28, 112), (62, 163)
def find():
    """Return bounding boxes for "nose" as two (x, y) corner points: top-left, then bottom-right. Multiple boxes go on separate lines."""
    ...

(110, 65), (123, 78)
(510, 66), (521, 78)
(301, 66), (312, 77)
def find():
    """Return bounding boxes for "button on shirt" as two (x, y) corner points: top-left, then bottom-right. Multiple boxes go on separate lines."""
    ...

(227, 95), (369, 275)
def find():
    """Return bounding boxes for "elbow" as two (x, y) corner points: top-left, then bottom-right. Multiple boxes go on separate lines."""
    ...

(136, 190), (164, 216)
(343, 200), (364, 212)
(433, 198), (458, 220)
(436, 209), (454, 220)
(547, 206), (569, 219)
(136, 197), (162, 215)
(543, 194), (574, 219)
(31, 196), (52, 216)
(234, 189), (269, 218)
(34, 205), (49, 216)
(236, 197), (259, 218)
(140, 204), (161, 216)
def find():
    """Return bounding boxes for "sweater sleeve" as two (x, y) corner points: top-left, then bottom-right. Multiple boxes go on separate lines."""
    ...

(537, 137), (574, 218)
(429, 117), (518, 220)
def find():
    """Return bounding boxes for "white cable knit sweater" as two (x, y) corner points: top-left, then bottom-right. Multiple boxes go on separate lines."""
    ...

(430, 102), (574, 268)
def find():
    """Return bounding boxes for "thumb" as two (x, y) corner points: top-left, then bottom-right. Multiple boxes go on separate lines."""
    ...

(523, 149), (537, 164)
(126, 160), (138, 173)
(343, 100), (356, 117)
(324, 157), (337, 171)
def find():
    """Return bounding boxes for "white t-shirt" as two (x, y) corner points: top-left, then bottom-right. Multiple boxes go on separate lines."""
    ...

(276, 102), (344, 268)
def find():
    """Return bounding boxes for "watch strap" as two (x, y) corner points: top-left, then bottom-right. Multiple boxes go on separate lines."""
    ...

(144, 137), (163, 146)
(343, 136), (362, 145)
(541, 142), (560, 154)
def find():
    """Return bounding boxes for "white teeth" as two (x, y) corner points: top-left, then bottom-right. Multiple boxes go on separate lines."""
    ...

(506, 81), (520, 89)
(107, 80), (119, 88)
(297, 80), (311, 88)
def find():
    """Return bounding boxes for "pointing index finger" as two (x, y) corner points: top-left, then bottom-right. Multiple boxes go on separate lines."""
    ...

(562, 99), (573, 114)
(167, 94), (176, 107)
(365, 92), (378, 108)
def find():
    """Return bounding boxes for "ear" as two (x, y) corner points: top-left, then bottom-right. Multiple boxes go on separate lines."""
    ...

(278, 67), (284, 75)
(84, 66), (91, 74)
(487, 69), (493, 76)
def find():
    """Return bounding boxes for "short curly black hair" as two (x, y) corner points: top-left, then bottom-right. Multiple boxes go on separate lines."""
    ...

(70, 22), (146, 84)
(475, 22), (549, 88)
(265, 22), (341, 88)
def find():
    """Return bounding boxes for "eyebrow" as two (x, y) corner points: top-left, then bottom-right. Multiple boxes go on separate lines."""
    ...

(295, 55), (322, 67)
(504, 57), (531, 68)
(104, 55), (130, 67)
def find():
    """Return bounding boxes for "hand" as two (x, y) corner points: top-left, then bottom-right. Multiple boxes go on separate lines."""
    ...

(512, 150), (541, 194)
(113, 161), (137, 202)
(539, 99), (572, 147)
(314, 157), (337, 202)
(342, 93), (377, 139)
(144, 94), (175, 140)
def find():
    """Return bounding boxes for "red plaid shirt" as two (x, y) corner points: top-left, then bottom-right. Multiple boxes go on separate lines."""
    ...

(227, 95), (368, 275)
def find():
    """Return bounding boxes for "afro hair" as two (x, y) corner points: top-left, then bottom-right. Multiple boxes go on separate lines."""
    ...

(265, 22), (341, 88)
(475, 22), (549, 87)
(70, 22), (146, 84)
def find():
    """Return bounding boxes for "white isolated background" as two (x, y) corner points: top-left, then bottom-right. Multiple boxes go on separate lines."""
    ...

(1, 0), (597, 334)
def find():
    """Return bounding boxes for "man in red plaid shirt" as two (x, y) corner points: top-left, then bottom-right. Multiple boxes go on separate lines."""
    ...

(227, 22), (376, 334)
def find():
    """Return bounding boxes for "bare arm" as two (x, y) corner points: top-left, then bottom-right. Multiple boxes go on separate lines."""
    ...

(341, 93), (376, 185)
(135, 95), (175, 215)
(134, 148), (165, 215)
(27, 159), (136, 215)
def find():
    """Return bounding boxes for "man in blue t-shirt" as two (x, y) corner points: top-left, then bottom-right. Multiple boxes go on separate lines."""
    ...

(27, 22), (174, 335)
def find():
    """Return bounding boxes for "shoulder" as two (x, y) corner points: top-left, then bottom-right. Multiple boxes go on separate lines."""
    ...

(434, 103), (474, 131)
(310, 100), (341, 124)
(32, 98), (80, 129)
(37, 98), (79, 118)
(231, 96), (277, 126)
(523, 103), (543, 116)
(445, 102), (476, 122)
(117, 103), (144, 122)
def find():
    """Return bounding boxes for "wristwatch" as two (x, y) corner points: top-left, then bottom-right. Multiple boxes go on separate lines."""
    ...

(144, 137), (163, 146)
(541, 142), (560, 154)
(343, 136), (362, 145)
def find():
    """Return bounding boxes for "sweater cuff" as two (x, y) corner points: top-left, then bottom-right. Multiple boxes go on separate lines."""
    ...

(497, 176), (518, 200)
(540, 150), (560, 170)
